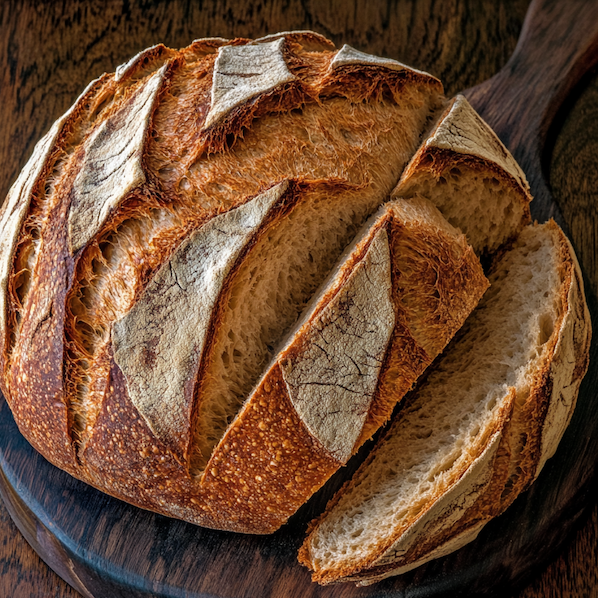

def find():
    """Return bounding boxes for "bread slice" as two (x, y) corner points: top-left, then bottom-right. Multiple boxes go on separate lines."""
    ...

(393, 95), (532, 256)
(195, 195), (487, 533)
(299, 220), (591, 584)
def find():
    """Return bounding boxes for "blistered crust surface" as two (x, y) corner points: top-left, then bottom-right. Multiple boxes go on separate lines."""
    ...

(281, 227), (394, 463)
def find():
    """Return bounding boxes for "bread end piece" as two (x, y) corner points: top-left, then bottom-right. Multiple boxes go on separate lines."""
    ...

(393, 95), (532, 256)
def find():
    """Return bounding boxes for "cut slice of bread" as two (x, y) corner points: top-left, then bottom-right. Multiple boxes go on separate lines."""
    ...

(196, 195), (487, 533)
(393, 95), (532, 256)
(299, 220), (591, 584)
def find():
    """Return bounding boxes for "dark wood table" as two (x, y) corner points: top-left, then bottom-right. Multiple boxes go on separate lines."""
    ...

(1, 0), (598, 596)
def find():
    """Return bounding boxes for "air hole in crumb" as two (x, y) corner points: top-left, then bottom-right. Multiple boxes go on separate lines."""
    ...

(89, 93), (114, 123)
(420, 154), (434, 167)
(179, 177), (192, 192)
(99, 240), (116, 265)
(539, 313), (554, 345)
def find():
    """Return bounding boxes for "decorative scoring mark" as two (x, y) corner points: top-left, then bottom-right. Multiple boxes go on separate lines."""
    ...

(252, 30), (336, 51)
(330, 44), (424, 74)
(429, 95), (530, 190)
(203, 38), (295, 130)
(112, 181), (289, 451)
(0, 77), (99, 338)
(68, 65), (167, 255)
(281, 226), (395, 463)
(115, 44), (162, 82)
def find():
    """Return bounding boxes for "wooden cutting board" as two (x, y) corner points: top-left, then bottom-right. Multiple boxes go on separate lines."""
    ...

(1, 0), (598, 596)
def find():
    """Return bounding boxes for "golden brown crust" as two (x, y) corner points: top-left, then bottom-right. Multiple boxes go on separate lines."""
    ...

(393, 95), (532, 259)
(80, 359), (340, 534)
(1, 74), (111, 386)
(8, 172), (79, 473)
(114, 43), (179, 83)
(201, 364), (341, 533)
(2, 33), (448, 533)
(82, 359), (224, 530)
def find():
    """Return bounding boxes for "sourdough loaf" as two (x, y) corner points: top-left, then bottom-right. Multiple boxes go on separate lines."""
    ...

(2, 28), (581, 552)
(0, 32), (479, 533)
(299, 219), (591, 584)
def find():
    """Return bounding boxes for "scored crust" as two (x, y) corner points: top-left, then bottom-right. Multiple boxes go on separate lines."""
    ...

(68, 65), (169, 254)
(393, 95), (532, 256)
(112, 181), (290, 462)
(196, 196), (487, 532)
(1, 33), (448, 532)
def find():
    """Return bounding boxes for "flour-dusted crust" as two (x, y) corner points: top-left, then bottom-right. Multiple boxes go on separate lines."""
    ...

(203, 39), (296, 130)
(281, 226), (395, 463)
(68, 65), (168, 254)
(0, 76), (103, 372)
(114, 44), (178, 82)
(252, 30), (335, 50)
(330, 44), (430, 77)
(113, 182), (288, 462)
(427, 95), (528, 188)
(200, 196), (485, 532)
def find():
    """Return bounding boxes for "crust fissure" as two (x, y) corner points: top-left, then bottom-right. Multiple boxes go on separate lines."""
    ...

(280, 226), (395, 463)
(64, 195), (205, 452)
(113, 183), (290, 461)
(2, 76), (112, 375)
(68, 64), (169, 254)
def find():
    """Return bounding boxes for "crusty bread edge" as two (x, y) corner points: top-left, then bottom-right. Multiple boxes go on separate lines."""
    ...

(537, 229), (592, 472)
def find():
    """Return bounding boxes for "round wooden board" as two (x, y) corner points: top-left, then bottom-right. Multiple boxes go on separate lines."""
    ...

(1, 1), (598, 597)
(1, 322), (597, 598)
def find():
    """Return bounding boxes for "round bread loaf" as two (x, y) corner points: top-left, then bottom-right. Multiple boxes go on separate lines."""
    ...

(0, 32), (531, 534)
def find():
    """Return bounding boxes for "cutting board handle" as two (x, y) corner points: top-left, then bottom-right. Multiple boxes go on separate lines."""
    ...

(464, 0), (598, 222)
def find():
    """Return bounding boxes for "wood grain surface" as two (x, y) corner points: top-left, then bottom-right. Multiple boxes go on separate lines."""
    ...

(1, 0), (598, 596)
